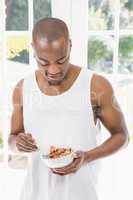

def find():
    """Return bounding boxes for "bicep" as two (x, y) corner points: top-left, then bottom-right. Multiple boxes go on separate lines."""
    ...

(93, 75), (128, 136)
(99, 96), (127, 135)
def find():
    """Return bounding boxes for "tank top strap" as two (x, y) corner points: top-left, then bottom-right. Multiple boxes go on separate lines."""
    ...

(23, 71), (38, 109)
(83, 68), (94, 87)
(80, 68), (96, 128)
(84, 68), (94, 103)
(79, 68), (94, 102)
(23, 71), (37, 95)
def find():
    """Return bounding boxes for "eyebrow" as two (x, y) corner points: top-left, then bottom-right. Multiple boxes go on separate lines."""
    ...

(38, 56), (66, 62)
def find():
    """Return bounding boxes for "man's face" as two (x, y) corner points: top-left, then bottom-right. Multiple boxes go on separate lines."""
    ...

(33, 36), (71, 85)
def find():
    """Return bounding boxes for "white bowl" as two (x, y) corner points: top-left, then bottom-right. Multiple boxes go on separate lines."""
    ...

(40, 152), (74, 168)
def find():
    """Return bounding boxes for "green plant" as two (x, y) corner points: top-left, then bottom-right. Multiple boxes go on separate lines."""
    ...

(6, 0), (28, 30)
(88, 6), (107, 30)
(119, 36), (133, 60)
(125, 0), (133, 11)
(88, 0), (113, 30)
(6, 0), (52, 30)
(88, 39), (112, 65)
(89, 0), (102, 11)
(34, 0), (52, 25)
(119, 36), (133, 72)
(102, 1), (114, 29)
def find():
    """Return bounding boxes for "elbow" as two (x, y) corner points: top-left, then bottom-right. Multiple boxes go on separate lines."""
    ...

(125, 134), (130, 147)
(121, 132), (130, 149)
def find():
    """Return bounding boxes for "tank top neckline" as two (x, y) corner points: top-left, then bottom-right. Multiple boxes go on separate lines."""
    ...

(33, 67), (85, 98)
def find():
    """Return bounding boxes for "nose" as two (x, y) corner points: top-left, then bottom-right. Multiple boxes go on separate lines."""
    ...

(48, 65), (61, 75)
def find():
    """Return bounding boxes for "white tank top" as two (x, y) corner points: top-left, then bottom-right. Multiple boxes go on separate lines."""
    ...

(21, 67), (100, 200)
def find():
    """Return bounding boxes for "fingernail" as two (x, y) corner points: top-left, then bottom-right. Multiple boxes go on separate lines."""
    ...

(73, 152), (81, 158)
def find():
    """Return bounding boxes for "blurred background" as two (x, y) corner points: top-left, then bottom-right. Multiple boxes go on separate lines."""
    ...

(0, 0), (133, 200)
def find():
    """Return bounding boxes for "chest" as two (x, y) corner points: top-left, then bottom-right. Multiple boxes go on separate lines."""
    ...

(36, 70), (80, 96)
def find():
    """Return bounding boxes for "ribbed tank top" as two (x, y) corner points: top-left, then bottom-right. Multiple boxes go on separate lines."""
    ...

(21, 67), (100, 200)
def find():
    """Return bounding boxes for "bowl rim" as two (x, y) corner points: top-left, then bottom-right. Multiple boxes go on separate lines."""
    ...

(41, 151), (74, 160)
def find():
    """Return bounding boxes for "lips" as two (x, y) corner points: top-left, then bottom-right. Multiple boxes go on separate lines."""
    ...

(47, 73), (62, 79)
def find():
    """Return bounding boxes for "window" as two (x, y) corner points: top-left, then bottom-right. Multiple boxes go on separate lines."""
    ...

(0, 1), (52, 199)
(88, 0), (133, 74)
(119, 35), (133, 73)
(3, 0), (52, 164)
(88, 0), (115, 30)
(0, 1), (132, 200)
(87, 1), (133, 200)
(88, 35), (114, 73)
(33, 0), (51, 25)
(7, 35), (29, 64)
(120, 0), (133, 29)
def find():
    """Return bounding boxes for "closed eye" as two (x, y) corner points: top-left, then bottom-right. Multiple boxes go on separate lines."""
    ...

(57, 57), (69, 64)
(57, 60), (66, 64)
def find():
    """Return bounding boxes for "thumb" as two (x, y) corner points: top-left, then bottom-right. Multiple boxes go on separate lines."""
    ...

(73, 151), (82, 158)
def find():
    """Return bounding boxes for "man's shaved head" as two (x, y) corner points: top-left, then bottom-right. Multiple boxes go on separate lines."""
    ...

(32, 17), (69, 43)
(32, 18), (72, 86)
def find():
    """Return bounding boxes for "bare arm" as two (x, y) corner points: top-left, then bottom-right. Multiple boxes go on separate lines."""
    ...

(8, 80), (24, 152)
(8, 79), (38, 153)
(84, 74), (129, 163)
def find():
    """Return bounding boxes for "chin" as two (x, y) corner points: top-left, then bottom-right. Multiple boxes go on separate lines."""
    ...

(46, 74), (66, 86)
(47, 79), (63, 86)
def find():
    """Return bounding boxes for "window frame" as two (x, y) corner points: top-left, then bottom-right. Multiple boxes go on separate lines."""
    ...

(0, 0), (133, 166)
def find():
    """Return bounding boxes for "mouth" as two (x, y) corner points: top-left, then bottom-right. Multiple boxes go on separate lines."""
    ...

(47, 73), (63, 80)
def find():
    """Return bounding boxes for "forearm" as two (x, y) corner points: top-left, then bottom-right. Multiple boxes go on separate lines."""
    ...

(84, 133), (129, 164)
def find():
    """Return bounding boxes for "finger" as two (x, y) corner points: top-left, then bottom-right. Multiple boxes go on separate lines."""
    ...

(17, 143), (37, 151)
(51, 152), (84, 175)
(26, 134), (36, 143)
(18, 133), (29, 139)
(52, 165), (76, 174)
(52, 162), (80, 175)
(51, 171), (65, 176)
(17, 146), (33, 152)
(16, 142), (38, 152)
(16, 137), (37, 148)
(72, 151), (83, 158)
(16, 140), (38, 150)
(17, 146), (37, 152)
(19, 135), (35, 143)
(18, 133), (26, 137)
(18, 133), (36, 143)
(51, 168), (76, 175)
(52, 166), (76, 173)
(16, 143), (37, 151)
(53, 157), (80, 172)
(55, 152), (82, 171)
(51, 168), (66, 175)
(17, 145), (33, 152)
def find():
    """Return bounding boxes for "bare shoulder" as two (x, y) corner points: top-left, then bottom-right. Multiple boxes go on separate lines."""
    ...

(12, 79), (24, 106)
(92, 73), (113, 92)
(91, 73), (114, 106)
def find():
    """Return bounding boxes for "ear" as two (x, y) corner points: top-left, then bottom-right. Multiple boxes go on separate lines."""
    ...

(69, 39), (72, 48)
(68, 39), (72, 54)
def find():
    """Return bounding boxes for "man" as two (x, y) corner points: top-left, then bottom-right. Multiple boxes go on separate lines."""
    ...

(8, 18), (129, 200)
